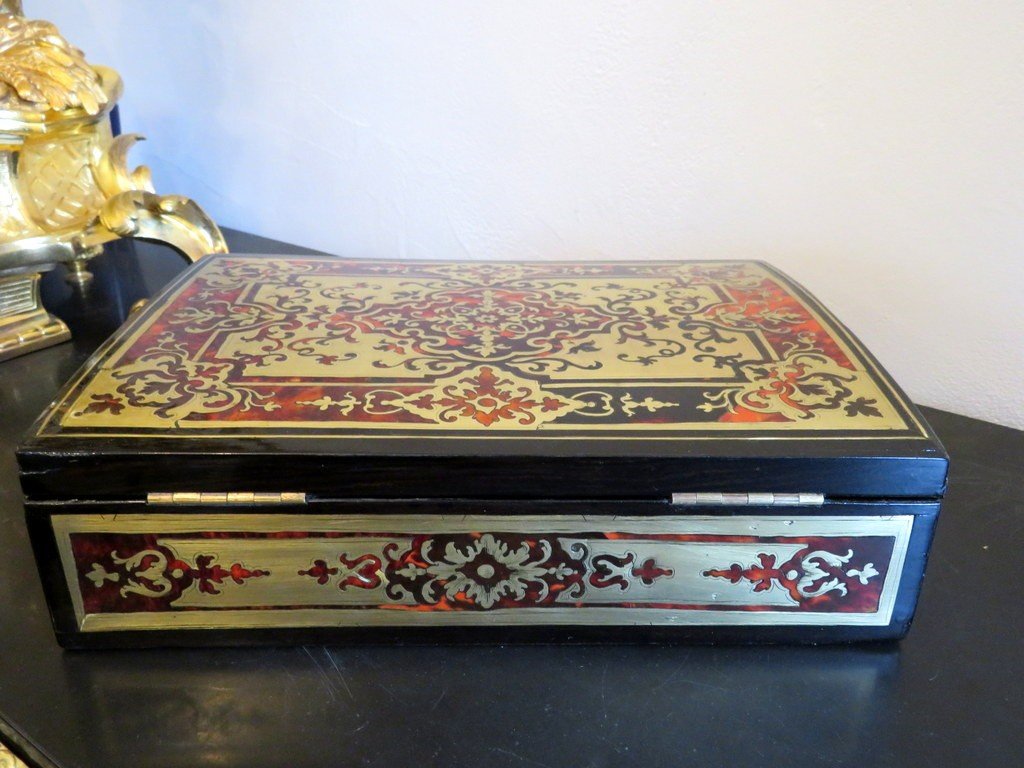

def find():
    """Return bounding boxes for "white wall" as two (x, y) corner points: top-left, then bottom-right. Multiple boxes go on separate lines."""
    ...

(31, 1), (1024, 429)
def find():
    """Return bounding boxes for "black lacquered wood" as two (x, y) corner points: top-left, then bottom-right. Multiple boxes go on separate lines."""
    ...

(17, 446), (949, 502)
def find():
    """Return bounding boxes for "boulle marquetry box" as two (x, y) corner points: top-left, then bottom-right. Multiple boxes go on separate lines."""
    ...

(17, 255), (947, 648)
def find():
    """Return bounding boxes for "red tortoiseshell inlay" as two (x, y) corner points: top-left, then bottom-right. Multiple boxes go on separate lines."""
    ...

(48, 257), (918, 436)
(70, 530), (896, 617)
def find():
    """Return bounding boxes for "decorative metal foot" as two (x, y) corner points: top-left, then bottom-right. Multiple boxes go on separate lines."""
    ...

(64, 249), (100, 285)
(0, 272), (71, 362)
(0, 739), (30, 768)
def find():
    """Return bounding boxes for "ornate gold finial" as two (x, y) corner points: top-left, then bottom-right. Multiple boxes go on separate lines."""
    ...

(0, 2), (227, 362)
(0, 9), (107, 114)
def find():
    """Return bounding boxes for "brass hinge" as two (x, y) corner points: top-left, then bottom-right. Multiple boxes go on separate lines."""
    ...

(147, 491), (307, 505)
(671, 492), (824, 506)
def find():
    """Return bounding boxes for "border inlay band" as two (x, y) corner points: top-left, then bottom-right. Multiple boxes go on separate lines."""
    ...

(52, 514), (913, 632)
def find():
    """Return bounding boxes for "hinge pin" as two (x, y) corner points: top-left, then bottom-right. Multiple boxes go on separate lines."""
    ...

(147, 492), (306, 505)
(671, 492), (824, 506)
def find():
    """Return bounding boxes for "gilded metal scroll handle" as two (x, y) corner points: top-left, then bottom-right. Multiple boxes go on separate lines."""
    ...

(95, 134), (228, 263)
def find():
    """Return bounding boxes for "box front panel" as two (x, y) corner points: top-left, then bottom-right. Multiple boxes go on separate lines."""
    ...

(50, 513), (914, 633)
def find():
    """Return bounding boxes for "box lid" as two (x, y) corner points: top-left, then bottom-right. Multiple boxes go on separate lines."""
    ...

(18, 255), (947, 501)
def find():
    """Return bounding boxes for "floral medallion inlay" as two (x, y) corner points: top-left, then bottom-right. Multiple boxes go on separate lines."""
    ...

(55, 514), (911, 631)
(43, 256), (919, 436)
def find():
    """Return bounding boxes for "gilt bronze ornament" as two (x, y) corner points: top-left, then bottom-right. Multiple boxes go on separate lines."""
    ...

(0, 0), (226, 361)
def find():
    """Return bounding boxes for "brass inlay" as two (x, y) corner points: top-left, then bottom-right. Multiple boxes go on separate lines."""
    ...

(53, 513), (914, 632)
(42, 257), (925, 438)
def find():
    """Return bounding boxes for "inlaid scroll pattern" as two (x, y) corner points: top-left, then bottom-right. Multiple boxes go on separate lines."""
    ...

(382, 533), (673, 609)
(55, 257), (912, 433)
(71, 531), (894, 617)
(703, 548), (882, 606)
(82, 544), (268, 605)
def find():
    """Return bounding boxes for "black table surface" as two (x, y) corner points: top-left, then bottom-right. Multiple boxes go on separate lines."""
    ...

(0, 232), (1020, 768)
